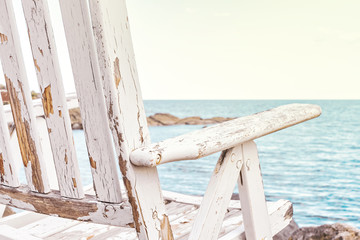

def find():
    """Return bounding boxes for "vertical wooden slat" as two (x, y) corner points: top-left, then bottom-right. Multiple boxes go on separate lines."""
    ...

(0, 96), (19, 187)
(89, 1), (171, 238)
(238, 141), (272, 240)
(58, 0), (122, 203)
(188, 146), (243, 240)
(0, 0), (50, 193)
(21, 0), (84, 199)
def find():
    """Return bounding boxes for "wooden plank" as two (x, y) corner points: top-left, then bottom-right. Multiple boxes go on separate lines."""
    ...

(21, 0), (84, 198)
(188, 146), (243, 240)
(0, 225), (42, 240)
(218, 200), (293, 240)
(238, 141), (272, 240)
(58, 0), (122, 203)
(0, 96), (19, 187)
(0, 204), (5, 217)
(88, 0), (170, 238)
(0, 0), (50, 193)
(0, 184), (133, 226)
(162, 190), (241, 210)
(131, 103), (321, 167)
(19, 216), (81, 239)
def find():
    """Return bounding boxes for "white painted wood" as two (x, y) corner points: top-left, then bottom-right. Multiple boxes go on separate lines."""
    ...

(189, 146), (243, 240)
(0, 211), (47, 228)
(238, 141), (272, 240)
(0, 197), (293, 239)
(131, 103), (322, 167)
(19, 215), (81, 239)
(162, 190), (241, 210)
(0, 225), (41, 240)
(21, 0), (84, 198)
(0, 0), (50, 193)
(58, 0), (122, 203)
(3, 93), (79, 124)
(218, 200), (293, 240)
(0, 204), (5, 217)
(0, 184), (133, 227)
(0, 96), (19, 187)
(36, 117), (58, 190)
(88, 0), (169, 238)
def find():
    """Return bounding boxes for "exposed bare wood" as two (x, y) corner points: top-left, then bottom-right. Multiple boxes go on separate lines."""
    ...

(21, 0), (84, 199)
(131, 103), (321, 167)
(88, 0), (169, 238)
(0, 0), (50, 193)
(238, 141), (272, 240)
(0, 184), (133, 226)
(58, 0), (122, 203)
(0, 96), (19, 187)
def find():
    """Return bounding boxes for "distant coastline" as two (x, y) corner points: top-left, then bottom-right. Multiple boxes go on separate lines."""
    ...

(69, 108), (234, 129)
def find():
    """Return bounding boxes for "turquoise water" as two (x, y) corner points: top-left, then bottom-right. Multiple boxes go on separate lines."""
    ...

(72, 100), (360, 228)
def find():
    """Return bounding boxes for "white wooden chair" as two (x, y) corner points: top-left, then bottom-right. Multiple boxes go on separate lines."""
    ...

(0, 0), (321, 239)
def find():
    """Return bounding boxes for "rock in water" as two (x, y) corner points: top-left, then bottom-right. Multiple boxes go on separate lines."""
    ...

(148, 113), (180, 125)
(290, 223), (360, 240)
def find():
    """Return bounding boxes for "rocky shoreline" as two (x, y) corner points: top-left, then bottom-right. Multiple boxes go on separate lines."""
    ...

(69, 108), (234, 129)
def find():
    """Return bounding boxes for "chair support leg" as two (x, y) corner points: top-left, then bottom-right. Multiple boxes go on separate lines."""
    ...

(238, 141), (272, 240)
(189, 145), (244, 240)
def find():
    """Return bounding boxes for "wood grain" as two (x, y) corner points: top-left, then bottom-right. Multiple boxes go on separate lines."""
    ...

(21, 0), (84, 199)
(0, 184), (133, 226)
(0, 0), (50, 193)
(131, 104), (321, 167)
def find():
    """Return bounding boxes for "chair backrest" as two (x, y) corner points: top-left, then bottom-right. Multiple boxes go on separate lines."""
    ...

(0, 0), (169, 239)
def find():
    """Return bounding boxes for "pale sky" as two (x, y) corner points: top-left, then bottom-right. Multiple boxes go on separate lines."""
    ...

(1, 0), (360, 99)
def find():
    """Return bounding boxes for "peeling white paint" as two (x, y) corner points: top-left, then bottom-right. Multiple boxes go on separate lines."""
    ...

(131, 104), (321, 167)
(0, 0), (50, 193)
(21, 0), (84, 199)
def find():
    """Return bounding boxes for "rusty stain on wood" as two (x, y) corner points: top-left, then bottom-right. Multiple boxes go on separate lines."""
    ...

(38, 47), (43, 56)
(58, 110), (62, 117)
(5, 75), (45, 193)
(64, 153), (68, 164)
(89, 157), (96, 169)
(0, 153), (4, 182)
(113, 57), (121, 88)
(86, 235), (94, 240)
(33, 58), (40, 72)
(123, 175), (141, 233)
(0, 184), (133, 225)
(72, 178), (77, 188)
(42, 85), (54, 117)
(47, 128), (51, 133)
(160, 214), (174, 240)
(0, 33), (8, 43)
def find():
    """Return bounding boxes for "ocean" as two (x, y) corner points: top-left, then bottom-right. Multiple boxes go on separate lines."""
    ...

(72, 100), (360, 228)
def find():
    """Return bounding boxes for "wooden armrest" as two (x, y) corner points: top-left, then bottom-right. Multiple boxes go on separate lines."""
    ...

(130, 104), (321, 167)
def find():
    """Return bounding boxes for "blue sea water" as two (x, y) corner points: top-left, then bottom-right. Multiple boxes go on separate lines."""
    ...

(73, 100), (360, 228)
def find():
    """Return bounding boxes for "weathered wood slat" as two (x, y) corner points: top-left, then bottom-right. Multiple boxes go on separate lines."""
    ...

(162, 190), (242, 210)
(131, 103), (321, 167)
(238, 141), (272, 239)
(58, 0), (122, 203)
(0, 97), (19, 187)
(0, 225), (42, 240)
(189, 146), (243, 240)
(0, 0), (50, 193)
(88, 0), (170, 238)
(21, 0), (84, 199)
(0, 184), (133, 226)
